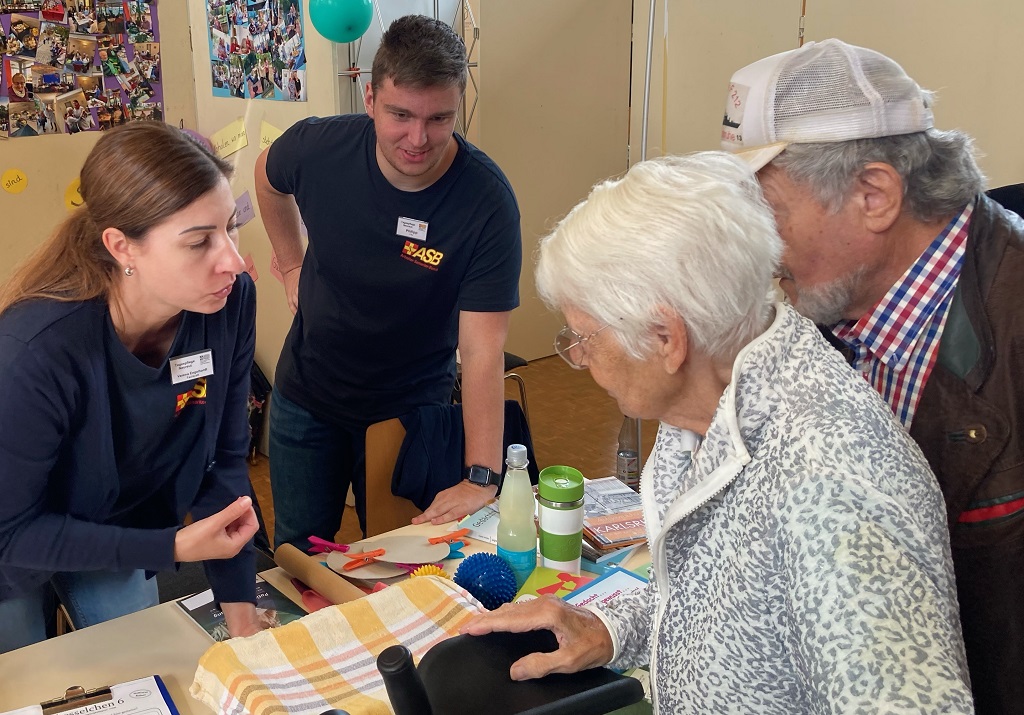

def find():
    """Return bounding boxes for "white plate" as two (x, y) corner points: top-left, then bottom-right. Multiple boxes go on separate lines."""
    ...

(325, 549), (405, 579)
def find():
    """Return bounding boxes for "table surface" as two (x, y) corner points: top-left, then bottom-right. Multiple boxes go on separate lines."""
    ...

(0, 523), (647, 714)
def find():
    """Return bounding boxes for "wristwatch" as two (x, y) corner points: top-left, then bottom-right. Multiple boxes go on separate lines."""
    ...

(465, 464), (500, 488)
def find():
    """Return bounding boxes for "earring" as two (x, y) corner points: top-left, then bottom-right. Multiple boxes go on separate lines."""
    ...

(124, 265), (134, 276)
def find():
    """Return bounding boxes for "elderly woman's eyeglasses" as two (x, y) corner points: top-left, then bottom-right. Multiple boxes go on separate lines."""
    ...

(554, 324), (610, 370)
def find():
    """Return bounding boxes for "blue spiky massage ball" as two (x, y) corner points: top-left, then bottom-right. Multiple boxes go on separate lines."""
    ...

(453, 552), (518, 610)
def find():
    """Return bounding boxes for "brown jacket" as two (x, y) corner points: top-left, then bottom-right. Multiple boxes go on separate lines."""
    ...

(909, 194), (1024, 715)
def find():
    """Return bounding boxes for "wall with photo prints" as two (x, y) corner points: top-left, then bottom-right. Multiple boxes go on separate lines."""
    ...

(0, 0), (196, 274)
(4, 0), (166, 138)
(205, 0), (308, 102)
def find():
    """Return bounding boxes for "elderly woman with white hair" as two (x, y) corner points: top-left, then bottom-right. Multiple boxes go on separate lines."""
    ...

(462, 153), (973, 713)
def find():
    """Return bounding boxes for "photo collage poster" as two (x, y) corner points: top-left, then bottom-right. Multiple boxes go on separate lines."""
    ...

(1, 0), (162, 139)
(206, 0), (306, 102)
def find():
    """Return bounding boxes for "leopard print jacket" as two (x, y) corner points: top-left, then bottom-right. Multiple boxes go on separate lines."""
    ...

(592, 303), (973, 714)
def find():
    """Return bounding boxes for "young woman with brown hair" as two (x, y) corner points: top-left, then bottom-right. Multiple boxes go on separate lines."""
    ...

(0, 122), (261, 652)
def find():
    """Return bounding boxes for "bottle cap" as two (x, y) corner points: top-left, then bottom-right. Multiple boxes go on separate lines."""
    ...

(538, 465), (585, 502)
(505, 443), (528, 468)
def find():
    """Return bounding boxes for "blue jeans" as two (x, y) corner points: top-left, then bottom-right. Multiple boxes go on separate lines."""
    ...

(0, 569), (158, 653)
(269, 391), (368, 550)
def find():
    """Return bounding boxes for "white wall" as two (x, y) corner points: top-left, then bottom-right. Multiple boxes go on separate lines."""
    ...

(805, 0), (1024, 188)
(637, 0), (1022, 189)
(479, 0), (633, 359)
(186, 0), (337, 381)
(664, 0), (802, 157)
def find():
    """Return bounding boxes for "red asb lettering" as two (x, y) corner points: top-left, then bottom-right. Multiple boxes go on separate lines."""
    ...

(399, 240), (445, 270)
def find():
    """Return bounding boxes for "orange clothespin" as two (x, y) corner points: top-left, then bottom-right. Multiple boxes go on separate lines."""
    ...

(429, 528), (470, 545)
(339, 547), (386, 571)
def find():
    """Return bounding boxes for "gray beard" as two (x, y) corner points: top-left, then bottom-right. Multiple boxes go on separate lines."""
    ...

(785, 267), (868, 326)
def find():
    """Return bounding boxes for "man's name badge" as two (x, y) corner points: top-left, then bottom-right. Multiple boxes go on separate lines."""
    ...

(170, 350), (214, 385)
(396, 216), (428, 242)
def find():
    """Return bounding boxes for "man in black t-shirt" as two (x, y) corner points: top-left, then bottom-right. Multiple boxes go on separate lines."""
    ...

(255, 15), (522, 549)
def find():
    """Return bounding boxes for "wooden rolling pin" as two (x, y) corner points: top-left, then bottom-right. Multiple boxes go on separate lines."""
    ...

(274, 543), (366, 604)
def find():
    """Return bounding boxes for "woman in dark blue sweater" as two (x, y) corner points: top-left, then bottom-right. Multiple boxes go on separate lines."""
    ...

(0, 122), (261, 652)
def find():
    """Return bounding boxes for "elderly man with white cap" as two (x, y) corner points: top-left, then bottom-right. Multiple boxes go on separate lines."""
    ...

(723, 39), (1024, 714)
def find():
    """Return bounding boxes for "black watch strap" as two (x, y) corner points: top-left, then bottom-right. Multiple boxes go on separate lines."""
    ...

(465, 464), (500, 488)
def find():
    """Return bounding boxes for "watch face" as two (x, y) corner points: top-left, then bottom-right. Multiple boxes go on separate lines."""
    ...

(468, 465), (495, 486)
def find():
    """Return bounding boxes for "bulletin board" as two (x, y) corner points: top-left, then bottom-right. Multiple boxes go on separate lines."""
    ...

(1, 0), (163, 138)
(205, 0), (306, 102)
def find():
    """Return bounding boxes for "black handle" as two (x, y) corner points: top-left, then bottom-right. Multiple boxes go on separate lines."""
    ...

(377, 644), (433, 715)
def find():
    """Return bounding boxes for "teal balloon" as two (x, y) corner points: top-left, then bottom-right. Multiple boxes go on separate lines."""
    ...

(309, 0), (373, 44)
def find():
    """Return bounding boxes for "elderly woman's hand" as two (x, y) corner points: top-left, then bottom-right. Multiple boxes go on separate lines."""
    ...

(460, 595), (615, 680)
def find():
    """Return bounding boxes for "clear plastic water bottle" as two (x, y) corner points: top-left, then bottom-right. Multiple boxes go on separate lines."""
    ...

(616, 416), (640, 491)
(496, 444), (536, 588)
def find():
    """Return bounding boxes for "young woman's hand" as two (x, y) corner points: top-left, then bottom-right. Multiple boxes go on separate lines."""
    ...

(174, 496), (259, 562)
(222, 601), (264, 638)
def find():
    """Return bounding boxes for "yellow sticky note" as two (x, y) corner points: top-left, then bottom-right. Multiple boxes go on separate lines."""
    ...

(210, 118), (249, 159)
(2, 168), (28, 194)
(64, 177), (84, 209)
(259, 121), (284, 150)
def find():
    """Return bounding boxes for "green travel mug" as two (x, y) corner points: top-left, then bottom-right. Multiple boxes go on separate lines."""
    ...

(537, 465), (585, 574)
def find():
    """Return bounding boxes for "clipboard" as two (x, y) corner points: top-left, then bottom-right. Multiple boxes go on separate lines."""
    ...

(2, 676), (178, 715)
(40, 686), (113, 715)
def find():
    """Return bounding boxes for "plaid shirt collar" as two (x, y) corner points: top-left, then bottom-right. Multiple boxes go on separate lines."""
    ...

(832, 202), (974, 370)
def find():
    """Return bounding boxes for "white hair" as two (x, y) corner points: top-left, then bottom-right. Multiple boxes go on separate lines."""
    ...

(536, 152), (782, 361)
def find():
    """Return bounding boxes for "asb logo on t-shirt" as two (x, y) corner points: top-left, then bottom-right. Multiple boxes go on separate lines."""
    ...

(176, 377), (207, 416)
(401, 240), (444, 271)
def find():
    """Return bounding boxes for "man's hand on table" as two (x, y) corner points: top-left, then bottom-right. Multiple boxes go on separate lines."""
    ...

(411, 480), (497, 525)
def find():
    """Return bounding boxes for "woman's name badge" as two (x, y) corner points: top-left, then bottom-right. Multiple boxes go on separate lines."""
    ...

(170, 350), (214, 384)
(396, 216), (428, 242)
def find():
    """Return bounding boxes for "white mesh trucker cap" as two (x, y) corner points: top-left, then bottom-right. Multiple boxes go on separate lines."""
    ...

(721, 39), (934, 170)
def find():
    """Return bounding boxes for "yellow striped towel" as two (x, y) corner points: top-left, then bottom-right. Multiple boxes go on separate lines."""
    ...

(190, 575), (483, 715)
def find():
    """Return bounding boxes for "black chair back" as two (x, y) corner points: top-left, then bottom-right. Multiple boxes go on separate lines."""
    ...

(987, 184), (1024, 218)
(378, 630), (645, 715)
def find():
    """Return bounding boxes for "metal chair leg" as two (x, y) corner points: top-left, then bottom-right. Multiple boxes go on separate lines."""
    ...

(504, 372), (529, 426)
(56, 603), (75, 636)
